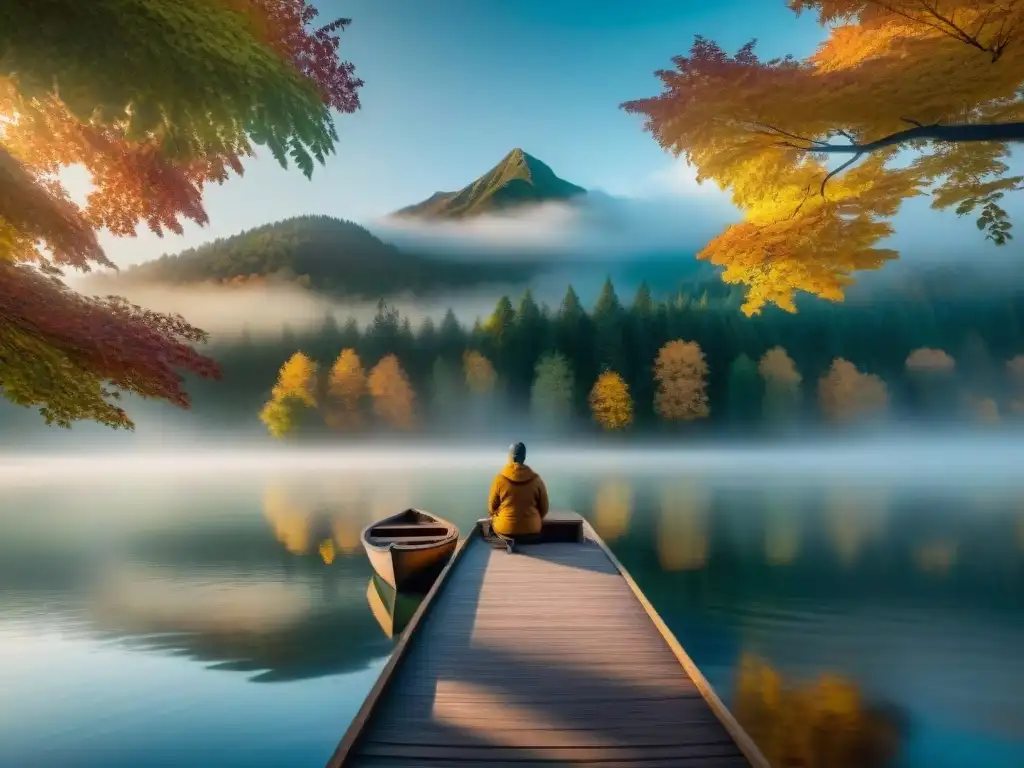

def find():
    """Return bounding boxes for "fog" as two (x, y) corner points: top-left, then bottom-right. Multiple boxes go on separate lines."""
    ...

(64, 279), (527, 340)
(4, 433), (1024, 491)
(369, 190), (736, 261)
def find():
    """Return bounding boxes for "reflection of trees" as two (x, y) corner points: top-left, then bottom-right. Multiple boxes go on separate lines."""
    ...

(763, 490), (802, 566)
(657, 481), (709, 572)
(262, 474), (414, 560)
(734, 654), (906, 768)
(914, 539), (959, 577)
(90, 571), (391, 683)
(591, 479), (632, 542)
(824, 486), (888, 567)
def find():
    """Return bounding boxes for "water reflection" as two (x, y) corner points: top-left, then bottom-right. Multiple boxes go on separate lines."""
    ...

(734, 654), (906, 768)
(3, 462), (1024, 768)
(763, 489), (802, 566)
(657, 481), (709, 572)
(591, 479), (632, 542)
(823, 485), (888, 567)
(366, 574), (424, 639)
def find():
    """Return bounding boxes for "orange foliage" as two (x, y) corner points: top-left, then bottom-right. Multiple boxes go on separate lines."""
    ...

(623, 2), (1024, 314)
(326, 348), (366, 431)
(818, 358), (889, 423)
(367, 354), (416, 430)
(653, 339), (710, 422)
(463, 350), (498, 396)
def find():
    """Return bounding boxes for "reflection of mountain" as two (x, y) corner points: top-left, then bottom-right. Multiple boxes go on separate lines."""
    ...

(734, 654), (906, 767)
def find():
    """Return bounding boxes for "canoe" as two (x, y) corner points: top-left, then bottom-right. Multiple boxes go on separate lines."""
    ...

(360, 508), (459, 592)
(365, 573), (424, 639)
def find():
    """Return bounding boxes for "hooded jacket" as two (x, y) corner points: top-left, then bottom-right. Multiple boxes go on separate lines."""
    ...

(488, 462), (549, 536)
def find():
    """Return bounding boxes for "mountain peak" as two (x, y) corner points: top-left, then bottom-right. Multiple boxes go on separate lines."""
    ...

(393, 148), (586, 219)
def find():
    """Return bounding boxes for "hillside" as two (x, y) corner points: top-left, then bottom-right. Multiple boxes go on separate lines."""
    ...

(394, 148), (587, 219)
(107, 216), (523, 297)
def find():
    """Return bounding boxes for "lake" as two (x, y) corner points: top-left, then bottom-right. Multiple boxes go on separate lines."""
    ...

(2, 440), (1024, 768)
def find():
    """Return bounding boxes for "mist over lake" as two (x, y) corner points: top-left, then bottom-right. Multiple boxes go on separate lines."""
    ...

(2, 439), (1024, 768)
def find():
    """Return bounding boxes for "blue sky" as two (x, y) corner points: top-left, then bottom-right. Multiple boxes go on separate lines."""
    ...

(92, 0), (829, 266)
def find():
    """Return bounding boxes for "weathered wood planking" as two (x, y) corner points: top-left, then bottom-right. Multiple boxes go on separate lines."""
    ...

(328, 511), (769, 768)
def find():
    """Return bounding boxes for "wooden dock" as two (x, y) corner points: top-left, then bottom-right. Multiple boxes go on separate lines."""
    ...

(327, 511), (769, 768)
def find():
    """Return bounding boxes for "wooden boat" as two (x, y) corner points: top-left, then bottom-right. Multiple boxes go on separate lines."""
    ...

(360, 509), (459, 592)
(328, 511), (770, 768)
(365, 573), (423, 639)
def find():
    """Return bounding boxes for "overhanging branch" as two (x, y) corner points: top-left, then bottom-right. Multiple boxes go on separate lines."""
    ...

(778, 121), (1024, 154)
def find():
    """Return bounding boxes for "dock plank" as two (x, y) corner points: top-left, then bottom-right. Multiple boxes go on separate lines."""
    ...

(332, 515), (767, 768)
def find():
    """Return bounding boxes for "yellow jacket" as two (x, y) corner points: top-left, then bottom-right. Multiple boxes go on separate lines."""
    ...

(488, 462), (549, 536)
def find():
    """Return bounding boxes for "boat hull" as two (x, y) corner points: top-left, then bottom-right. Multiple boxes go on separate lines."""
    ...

(363, 536), (458, 592)
(361, 509), (460, 592)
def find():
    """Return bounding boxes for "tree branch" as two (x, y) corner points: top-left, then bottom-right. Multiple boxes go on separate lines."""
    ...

(784, 121), (1024, 154)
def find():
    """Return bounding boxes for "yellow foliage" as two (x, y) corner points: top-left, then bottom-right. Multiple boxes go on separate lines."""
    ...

(259, 396), (301, 439)
(326, 348), (366, 431)
(623, 3), (1024, 313)
(367, 354), (416, 430)
(463, 350), (497, 395)
(818, 358), (890, 423)
(734, 653), (903, 767)
(271, 352), (318, 407)
(588, 371), (633, 430)
(653, 339), (710, 422)
(318, 538), (336, 565)
(905, 347), (956, 373)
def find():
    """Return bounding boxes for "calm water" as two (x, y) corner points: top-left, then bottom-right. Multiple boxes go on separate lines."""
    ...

(2, 444), (1024, 768)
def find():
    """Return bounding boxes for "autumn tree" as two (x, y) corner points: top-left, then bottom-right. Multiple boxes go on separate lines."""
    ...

(818, 358), (890, 424)
(653, 339), (710, 423)
(530, 352), (575, 429)
(759, 346), (803, 424)
(260, 351), (318, 438)
(367, 355), (415, 431)
(325, 348), (366, 431)
(589, 371), (633, 431)
(463, 349), (498, 398)
(623, 3), (1024, 316)
(1, 0), (362, 428)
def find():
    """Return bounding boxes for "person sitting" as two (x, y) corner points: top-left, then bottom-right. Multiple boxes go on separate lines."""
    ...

(487, 442), (549, 550)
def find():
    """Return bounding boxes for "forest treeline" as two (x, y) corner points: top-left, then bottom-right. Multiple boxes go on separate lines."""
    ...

(193, 276), (1024, 439)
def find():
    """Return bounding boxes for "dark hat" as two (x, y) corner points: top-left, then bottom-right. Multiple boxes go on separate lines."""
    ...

(508, 442), (527, 464)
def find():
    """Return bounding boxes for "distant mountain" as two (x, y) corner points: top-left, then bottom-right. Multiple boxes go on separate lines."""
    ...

(394, 148), (587, 219)
(102, 216), (525, 297)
